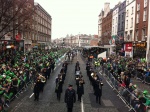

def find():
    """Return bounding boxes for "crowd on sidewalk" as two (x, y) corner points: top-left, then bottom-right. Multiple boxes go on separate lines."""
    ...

(0, 48), (68, 111)
(95, 54), (150, 112)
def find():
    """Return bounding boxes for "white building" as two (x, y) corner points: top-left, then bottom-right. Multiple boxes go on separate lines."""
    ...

(111, 5), (120, 36)
(124, 0), (136, 41)
(98, 10), (104, 39)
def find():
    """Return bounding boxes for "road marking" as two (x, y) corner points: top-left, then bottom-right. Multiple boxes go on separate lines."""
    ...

(102, 99), (114, 106)
(99, 72), (102, 76)
(29, 93), (34, 98)
(106, 80), (113, 88)
(81, 98), (84, 112)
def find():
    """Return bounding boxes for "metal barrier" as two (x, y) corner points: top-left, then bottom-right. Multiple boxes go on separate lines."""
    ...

(102, 67), (149, 112)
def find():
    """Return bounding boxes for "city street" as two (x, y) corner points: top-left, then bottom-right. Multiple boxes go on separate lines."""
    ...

(8, 53), (128, 112)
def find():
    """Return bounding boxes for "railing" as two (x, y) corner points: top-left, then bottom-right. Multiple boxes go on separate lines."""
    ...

(100, 66), (150, 112)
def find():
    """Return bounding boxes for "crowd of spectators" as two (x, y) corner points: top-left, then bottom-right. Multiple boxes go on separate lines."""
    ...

(0, 48), (68, 111)
(100, 55), (150, 112)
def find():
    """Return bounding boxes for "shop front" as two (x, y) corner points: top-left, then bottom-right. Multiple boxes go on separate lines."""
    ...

(124, 42), (133, 57)
(32, 43), (39, 51)
(133, 41), (147, 58)
(24, 39), (32, 52)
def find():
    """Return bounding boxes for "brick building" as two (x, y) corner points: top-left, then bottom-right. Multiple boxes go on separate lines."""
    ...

(135, 0), (149, 41)
(102, 10), (113, 45)
(133, 0), (149, 58)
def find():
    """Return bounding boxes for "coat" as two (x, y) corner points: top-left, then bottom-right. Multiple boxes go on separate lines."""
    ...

(94, 87), (102, 97)
(64, 89), (76, 108)
(33, 82), (40, 93)
(77, 85), (84, 95)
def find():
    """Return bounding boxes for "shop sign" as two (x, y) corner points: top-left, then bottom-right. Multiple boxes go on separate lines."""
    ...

(125, 43), (132, 52)
(134, 42), (146, 48)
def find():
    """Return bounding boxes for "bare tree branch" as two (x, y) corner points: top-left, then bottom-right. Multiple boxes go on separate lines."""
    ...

(0, 0), (35, 39)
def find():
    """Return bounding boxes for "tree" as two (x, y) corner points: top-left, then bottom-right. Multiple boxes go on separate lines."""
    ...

(0, 0), (35, 39)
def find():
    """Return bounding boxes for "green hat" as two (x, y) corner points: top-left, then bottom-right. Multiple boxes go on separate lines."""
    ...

(143, 90), (148, 94)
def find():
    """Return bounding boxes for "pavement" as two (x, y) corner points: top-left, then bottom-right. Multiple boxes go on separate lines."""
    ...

(7, 52), (129, 112)
(131, 78), (150, 92)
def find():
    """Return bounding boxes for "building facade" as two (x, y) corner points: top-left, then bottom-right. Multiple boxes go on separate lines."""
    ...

(116, 1), (126, 55)
(112, 5), (120, 37)
(123, 0), (136, 57)
(102, 10), (113, 45)
(33, 3), (52, 50)
(124, 0), (136, 42)
(98, 3), (110, 45)
(133, 0), (149, 58)
(0, 0), (34, 53)
(117, 1), (126, 38)
(98, 10), (104, 42)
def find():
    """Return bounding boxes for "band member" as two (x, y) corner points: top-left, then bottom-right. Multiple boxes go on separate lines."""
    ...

(64, 84), (76, 112)
(55, 75), (63, 101)
(77, 78), (85, 102)
(95, 80), (102, 105)
(34, 80), (40, 101)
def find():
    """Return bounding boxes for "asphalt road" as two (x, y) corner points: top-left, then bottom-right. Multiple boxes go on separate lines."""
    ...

(7, 53), (129, 112)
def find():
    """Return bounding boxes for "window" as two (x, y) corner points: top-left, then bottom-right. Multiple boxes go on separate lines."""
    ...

(130, 30), (133, 41)
(126, 20), (128, 29)
(137, 4), (140, 11)
(115, 25), (117, 34)
(131, 18), (133, 28)
(131, 7), (134, 14)
(143, 10), (147, 21)
(122, 13), (124, 19)
(118, 23), (120, 31)
(121, 22), (124, 30)
(135, 30), (138, 41)
(136, 13), (140, 23)
(113, 19), (114, 25)
(126, 10), (128, 17)
(127, 0), (129, 5)
(142, 29), (146, 40)
(116, 17), (117, 23)
(144, 0), (147, 7)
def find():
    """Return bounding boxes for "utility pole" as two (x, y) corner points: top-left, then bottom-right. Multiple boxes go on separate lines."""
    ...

(146, 0), (150, 68)
(78, 32), (80, 47)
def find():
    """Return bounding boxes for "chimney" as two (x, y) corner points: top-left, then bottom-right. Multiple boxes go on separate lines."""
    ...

(104, 2), (110, 11)
(104, 2), (110, 17)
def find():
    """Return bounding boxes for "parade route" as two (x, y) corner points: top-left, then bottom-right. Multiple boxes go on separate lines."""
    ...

(8, 53), (128, 112)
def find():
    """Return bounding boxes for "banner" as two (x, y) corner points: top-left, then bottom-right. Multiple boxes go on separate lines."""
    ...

(98, 51), (106, 59)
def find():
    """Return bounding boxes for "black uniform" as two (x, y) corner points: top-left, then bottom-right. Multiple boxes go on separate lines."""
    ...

(77, 83), (84, 102)
(64, 88), (76, 112)
(55, 78), (63, 101)
(34, 81), (40, 101)
(94, 84), (102, 104)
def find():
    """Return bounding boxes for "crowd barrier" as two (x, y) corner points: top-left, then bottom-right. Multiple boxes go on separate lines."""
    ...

(99, 66), (150, 112)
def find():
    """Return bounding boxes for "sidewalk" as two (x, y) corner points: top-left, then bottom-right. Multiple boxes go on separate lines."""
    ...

(131, 78), (150, 92)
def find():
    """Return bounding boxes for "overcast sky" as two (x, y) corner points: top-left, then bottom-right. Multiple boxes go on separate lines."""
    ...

(34, 0), (124, 39)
